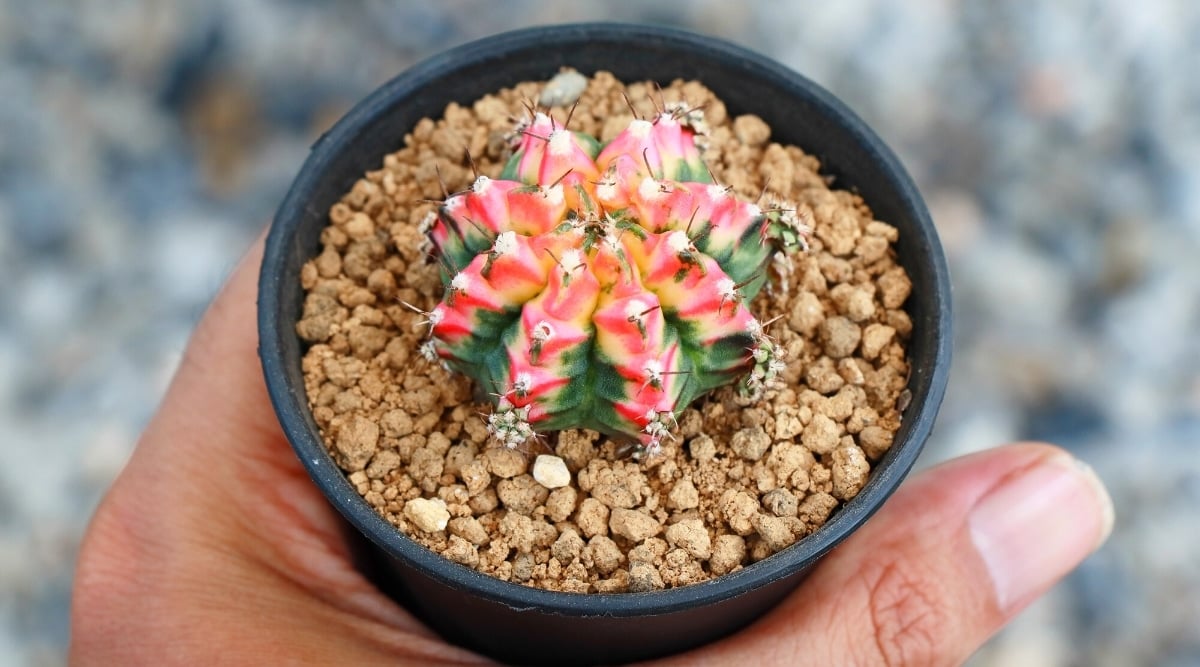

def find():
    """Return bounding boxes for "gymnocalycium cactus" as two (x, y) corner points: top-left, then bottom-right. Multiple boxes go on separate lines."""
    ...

(421, 103), (808, 455)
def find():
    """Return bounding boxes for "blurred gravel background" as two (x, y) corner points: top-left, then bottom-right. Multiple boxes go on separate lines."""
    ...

(2, 1), (1198, 665)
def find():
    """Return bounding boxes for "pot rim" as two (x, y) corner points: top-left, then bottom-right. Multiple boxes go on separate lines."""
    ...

(259, 21), (952, 617)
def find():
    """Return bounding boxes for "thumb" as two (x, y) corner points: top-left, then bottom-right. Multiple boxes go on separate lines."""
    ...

(657, 443), (1114, 667)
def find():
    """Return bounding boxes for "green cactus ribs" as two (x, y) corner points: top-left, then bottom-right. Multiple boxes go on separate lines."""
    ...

(421, 102), (809, 455)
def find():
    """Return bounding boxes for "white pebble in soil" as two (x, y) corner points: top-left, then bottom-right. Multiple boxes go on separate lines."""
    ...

(404, 497), (450, 533)
(532, 454), (572, 489)
(539, 69), (589, 107)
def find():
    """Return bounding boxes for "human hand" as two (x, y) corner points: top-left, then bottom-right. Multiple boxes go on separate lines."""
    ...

(70, 236), (1113, 666)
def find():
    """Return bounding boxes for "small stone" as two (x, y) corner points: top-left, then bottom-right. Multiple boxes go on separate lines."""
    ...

(660, 548), (707, 587)
(878, 267), (913, 308)
(817, 255), (853, 285)
(322, 360), (366, 392)
(837, 358), (866, 385)
(823, 387), (858, 421)
(774, 406), (805, 440)
(336, 416), (379, 471)
(366, 268), (397, 298)
(443, 443), (475, 477)
(748, 535), (774, 563)
(805, 357), (846, 394)
(865, 220), (899, 241)
(788, 291), (825, 336)
(587, 535), (623, 575)
(719, 490), (759, 536)
(628, 537), (668, 564)
(552, 529), (585, 562)
(819, 316), (862, 358)
(752, 463), (778, 493)
(798, 492), (839, 527)
(861, 323), (897, 360)
(344, 212), (375, 240)
(816, 211), (861, 257)
(314, 246), (342, 278)
(380, 409), (414, 438)
(576, 498), (610, 538)
(539, 69), (589, 107)
(512, 552), (534, 582)
(580, 460), (647, 509)
(688, 434), (717, 462)
(296, 293), (342, 342)
(887, 309), (913, 336)
(610, 508), (662, 543)
(532, 454), (572, 489)
(444, 535), (479, 567)
(859, 425), (895, 460)
(709, 535), (747, 575)
(809, 462), (831, 491)
(365, 449), (401, 480)
(846, 290), (876, 322)
(762, 488), (799, 517)
(628, 561), (665, 592)
(753, 514), (796, 553)
(436, 483), (468, 508)
(485, 447), (527, 478)
(856, 235), (890, 264)
(733, 114), (770, 147)
(459, 458), (491, 495)
(404, 497), (450, 533)
(767, 443), (814, 485)
(544, 486), (578, 523)
(447, 516), (489, 546)
(339, 285), (375, 308)
(730, 426), (771, 461)
(468, 487), (499, 514)
(425, 431), (452, 456)
(830, 284), (876, 323)
(667, 478), (700, 510)
(665, 518), (712, 560)
(593, 571), (630, 593)
(408, 448), (444, 493)
(676, 408), (703, 438)
(496, 474), (548, 515)
(847, 406), (879, 435)
(801, 413), (841, 455)
(831, 445), (871, 500)
(555, 429), (598, 471)
(498, 512), (539, 554)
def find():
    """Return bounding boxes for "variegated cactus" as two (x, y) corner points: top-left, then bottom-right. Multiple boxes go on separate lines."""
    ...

(420, 103), (808, 455)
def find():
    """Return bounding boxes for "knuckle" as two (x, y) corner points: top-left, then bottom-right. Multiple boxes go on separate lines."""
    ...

(860, 556), (947, 667)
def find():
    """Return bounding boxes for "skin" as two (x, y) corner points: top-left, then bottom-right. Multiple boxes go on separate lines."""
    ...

(70, 236), (1112, 666)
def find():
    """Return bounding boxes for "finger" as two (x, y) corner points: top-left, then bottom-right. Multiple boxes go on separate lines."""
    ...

(133, 232), (331, 536)
(155, 231), (282, 450)
(121, 231), (327, 543)
(655, 443), (1114, 667)
(125, 231), (364, 561)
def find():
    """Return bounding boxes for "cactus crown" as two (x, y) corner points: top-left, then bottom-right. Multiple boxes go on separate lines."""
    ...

(424, 102), (807, 455)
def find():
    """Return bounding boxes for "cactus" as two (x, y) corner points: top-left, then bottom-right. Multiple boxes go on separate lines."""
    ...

(422, 104), (807, 454)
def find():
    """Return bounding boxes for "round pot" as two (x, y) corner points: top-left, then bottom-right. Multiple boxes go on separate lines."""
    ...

(259, 22), (951, 666)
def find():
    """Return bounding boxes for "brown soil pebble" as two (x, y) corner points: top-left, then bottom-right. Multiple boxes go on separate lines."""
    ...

(297, 72), (912, 592)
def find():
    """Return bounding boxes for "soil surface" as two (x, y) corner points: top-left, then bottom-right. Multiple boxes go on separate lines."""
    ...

(296, 72), (912, 592)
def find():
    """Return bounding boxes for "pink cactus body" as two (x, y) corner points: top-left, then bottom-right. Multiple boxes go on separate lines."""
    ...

(424, 106), (804, 453)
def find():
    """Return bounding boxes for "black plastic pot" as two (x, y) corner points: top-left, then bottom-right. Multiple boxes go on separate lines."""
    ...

(259, 23), (951, 666)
